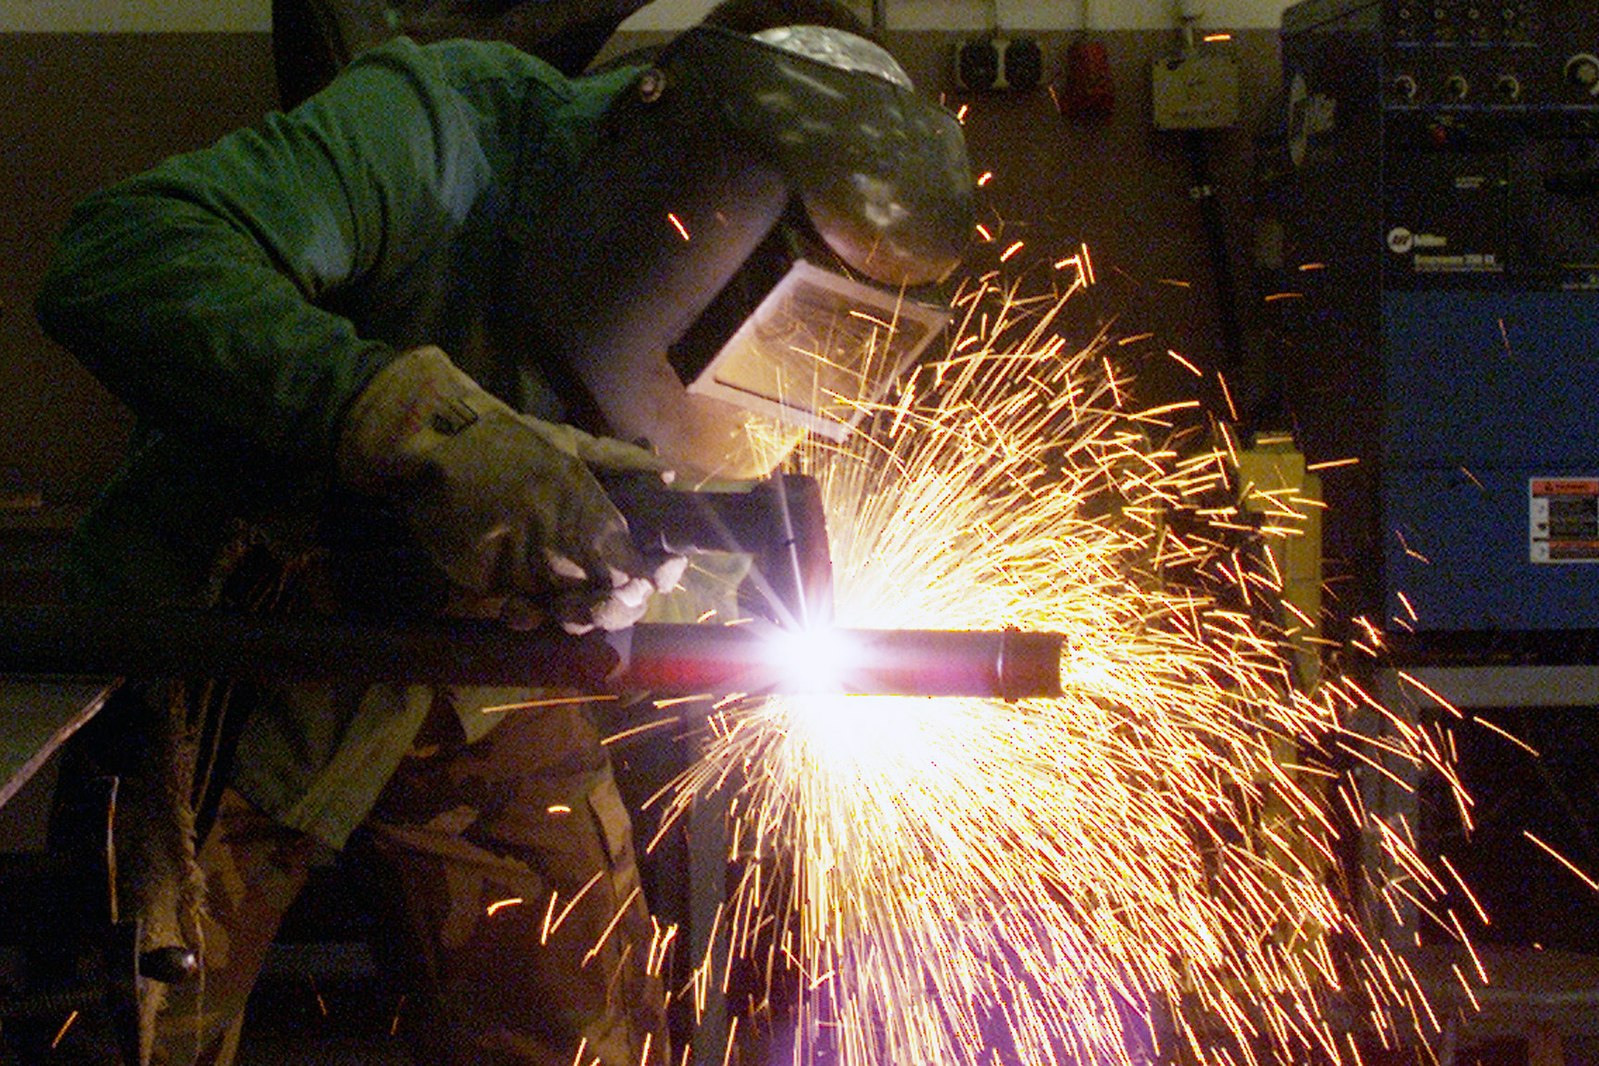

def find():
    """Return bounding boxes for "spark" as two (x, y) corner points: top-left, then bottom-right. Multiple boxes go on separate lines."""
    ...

(644, 273), (1471, 1066)
(1524, 831), (1599, 893)
(1448, 912), (1489, 984)
(1451, 963), (1483, 1013)
(653, 695), (716, 710)
(544, 870), (606, 944)
(1217, 371), (1238, 420)
(1469, 714), (1539, 756)
(487, 897), (524, 916)
(584, 887), (644, 966)
(667, 213), (691, 241)
(1394, 528), (1431, 564)
(846, 308), (896, 330)
(481, 693), (617, 714)
(51, 1011), (79, 1049)
(647, 917), (680, 977)
(1166, 348), (1204, 376)
(603, 715), (685, 746)
(1394, 669), (1458, 713)
(1439, 853), (1490, 924)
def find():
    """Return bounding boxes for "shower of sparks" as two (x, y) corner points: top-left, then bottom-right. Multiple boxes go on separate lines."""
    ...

(644, 266), (1473, 1066)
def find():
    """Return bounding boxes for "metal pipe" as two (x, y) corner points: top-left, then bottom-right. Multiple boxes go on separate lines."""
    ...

(1, 607), (1062, 701)
(2, 605), (621, 689)
(623, 624), (1062, 700)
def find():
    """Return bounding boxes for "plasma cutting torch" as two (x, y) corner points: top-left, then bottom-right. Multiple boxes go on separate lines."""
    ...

(0, 476), (1064, 702)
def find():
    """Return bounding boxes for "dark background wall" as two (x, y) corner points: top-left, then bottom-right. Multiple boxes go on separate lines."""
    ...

(0, 33), (281, 600)
(0, 26), (1300, 593)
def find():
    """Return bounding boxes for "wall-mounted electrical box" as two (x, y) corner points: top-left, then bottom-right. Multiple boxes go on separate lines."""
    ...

(1152, 49), (1241, 128)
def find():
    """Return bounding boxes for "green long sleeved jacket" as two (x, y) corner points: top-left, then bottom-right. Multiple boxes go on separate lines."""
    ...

(35, 36), (647, 845)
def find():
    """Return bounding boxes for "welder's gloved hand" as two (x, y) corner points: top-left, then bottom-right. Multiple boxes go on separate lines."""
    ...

(337, 346), (687, 634)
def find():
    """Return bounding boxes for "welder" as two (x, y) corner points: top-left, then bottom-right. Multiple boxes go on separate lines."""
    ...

(27, 0), (972, 1062)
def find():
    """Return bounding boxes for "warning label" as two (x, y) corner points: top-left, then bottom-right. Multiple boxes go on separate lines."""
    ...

(1531, 478), (1599, 563)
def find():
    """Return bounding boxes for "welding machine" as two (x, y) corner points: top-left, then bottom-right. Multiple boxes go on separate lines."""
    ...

(1279, 0), (1599, 642)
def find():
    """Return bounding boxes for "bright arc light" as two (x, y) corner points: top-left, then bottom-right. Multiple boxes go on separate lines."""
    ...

(760, 624), (856, 696)
(761, 621), (976, 772)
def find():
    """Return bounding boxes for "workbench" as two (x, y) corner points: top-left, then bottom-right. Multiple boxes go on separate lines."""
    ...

(0, 676), (116, 812)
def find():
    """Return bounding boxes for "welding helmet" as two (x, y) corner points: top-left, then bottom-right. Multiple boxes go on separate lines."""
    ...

(509, 23), (975, 478)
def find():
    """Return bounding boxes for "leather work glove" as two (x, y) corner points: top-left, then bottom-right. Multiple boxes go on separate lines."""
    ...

(337, 346), (687, 633)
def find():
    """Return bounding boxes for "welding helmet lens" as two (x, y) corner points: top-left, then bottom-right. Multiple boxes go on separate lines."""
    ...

(750, 24), (912, 88)
(508, 24), (974, 477)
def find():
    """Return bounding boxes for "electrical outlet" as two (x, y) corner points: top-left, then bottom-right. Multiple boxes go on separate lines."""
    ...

(955, 36), (1043, 93)
(1151, 51), (1240, 129)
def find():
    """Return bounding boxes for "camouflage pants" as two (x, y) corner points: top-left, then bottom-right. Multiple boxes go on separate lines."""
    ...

(153, 698), (669, 1066)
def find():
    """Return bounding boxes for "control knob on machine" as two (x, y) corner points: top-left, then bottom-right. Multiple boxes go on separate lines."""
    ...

(1443, 73), (1470, 101)
(1390, 73), (1419, 102)
(1494, 73), (1522, 101)
(1567, 53), (1599, 96)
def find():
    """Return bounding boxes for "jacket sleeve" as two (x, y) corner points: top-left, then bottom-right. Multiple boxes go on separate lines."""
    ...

(35, 38), (501, 468)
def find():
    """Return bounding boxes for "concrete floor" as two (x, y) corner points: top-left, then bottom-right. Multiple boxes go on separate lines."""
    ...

(13, 941), (1599, 1064)
(1, 942), (409, 1065)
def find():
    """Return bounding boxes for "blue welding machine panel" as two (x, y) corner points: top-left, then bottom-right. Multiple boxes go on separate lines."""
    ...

(1383, 290), (1599, 630)
(1384, 467), (1599, 631)
(1383, 291), (1599, 470)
